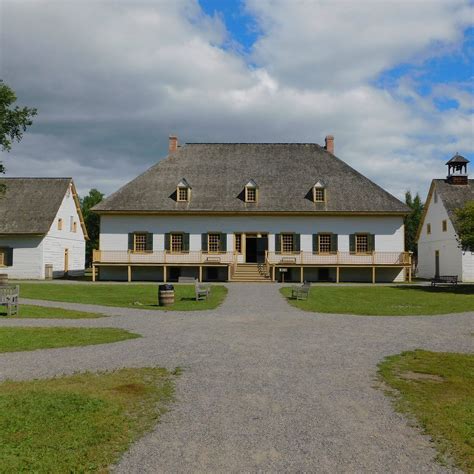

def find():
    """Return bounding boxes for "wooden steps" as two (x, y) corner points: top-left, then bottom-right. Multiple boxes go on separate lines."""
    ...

(231, 264), (271, 282)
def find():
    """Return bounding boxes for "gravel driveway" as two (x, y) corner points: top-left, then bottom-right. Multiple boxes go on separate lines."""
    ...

(0, 284), (472, 473)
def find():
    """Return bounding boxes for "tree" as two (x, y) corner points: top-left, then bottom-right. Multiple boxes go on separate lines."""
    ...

(404, 191), (424, 255)
(81, 189), (104, 266)
(0, 80), (37, 192)
(455, 201), (474, 251)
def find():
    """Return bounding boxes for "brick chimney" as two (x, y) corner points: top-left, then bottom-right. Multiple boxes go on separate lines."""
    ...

(169, 135), (178, 153)
(325, 135), (334, 154)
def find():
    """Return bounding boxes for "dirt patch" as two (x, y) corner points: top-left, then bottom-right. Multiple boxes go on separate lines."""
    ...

(112, 383), (148, 394)
(400, 371), (444, 382)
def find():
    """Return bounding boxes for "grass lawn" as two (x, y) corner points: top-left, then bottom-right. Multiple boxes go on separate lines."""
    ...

(0, 304), (105, 319)
(18, 283), (228, 311)
(281, 285), (474, 316)
(0, 327), (139, 353)
(0, 367), (177, 472)
(379, 350), (474, 472)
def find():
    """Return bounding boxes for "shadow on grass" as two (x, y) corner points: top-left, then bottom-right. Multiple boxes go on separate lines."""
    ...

(390, 284), (474, 295)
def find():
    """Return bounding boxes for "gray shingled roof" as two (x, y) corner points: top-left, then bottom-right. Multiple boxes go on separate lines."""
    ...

(94, 143), (408, 213)
(0, 178), (71, 234)
(434, 179), (474, 232)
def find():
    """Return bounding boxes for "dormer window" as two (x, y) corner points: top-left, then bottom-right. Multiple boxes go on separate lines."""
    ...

(244, 180), (258, 203)
(176, 178), (191, 202)
(312, 181), (326, 202)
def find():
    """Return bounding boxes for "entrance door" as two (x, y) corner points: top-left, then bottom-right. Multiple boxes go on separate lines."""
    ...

(435, 250), (440, 277)
(64, 248), (69, 274)
(245, 235), (268, 263)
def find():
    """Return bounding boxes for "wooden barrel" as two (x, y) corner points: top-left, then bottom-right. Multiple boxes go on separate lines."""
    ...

(159, 289), (175, 306)
(0, 274), (8, 286)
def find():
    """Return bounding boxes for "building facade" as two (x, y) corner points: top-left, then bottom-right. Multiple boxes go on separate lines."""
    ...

(93, 136), (411, 283)
(0, 178), (87, 279)
(417, 155), (474, 282)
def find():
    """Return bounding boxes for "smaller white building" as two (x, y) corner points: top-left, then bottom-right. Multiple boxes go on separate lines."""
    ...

(0, 178), (88, 279)
(417, 155), (474, 282)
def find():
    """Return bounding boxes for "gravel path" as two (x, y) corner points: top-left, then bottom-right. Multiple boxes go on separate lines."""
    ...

(0, 285), (472, 472)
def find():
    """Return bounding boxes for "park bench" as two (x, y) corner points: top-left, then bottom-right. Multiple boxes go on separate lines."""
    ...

(178, 276), (197, 283)
(195, 280), (211, 301)
(431, 275), (458, 287)
(0, 285), (19, 316)
(291, 281), (311, 301)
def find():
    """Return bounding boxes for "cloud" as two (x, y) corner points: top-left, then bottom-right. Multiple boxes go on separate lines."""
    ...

(0, 0), (472, 201)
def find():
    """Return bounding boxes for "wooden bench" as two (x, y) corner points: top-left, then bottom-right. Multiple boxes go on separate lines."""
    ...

(195, 280), (211, 301)
(291, 281), (311, 301)
(0, 285), (19, 316)
(178, 276), (197, 283)
(431, 275), (458, 287)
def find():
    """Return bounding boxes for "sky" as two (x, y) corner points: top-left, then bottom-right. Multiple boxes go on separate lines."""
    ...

(0, 0), (473, 200)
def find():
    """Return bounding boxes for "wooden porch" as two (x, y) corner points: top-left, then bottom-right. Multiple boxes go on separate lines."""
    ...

(92, 250), (412, 283)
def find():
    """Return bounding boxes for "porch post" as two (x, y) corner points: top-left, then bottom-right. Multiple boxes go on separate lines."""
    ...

(199, 266), (203, 282)
(127, 265), (132, 282)
(408, 266), (412, 282)
(227, 265), (231, 281)
(163, 265), (167, 283)
(336, 266), (340, 283)
(372, 266), (376, 284)
(300, 266), (304, 283)
(92, 265), (96, 282)
(272, 266), (275, 282)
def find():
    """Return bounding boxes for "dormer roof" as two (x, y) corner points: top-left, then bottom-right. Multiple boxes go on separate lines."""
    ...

(245, 179), (258, 188)
(177, 178), (191, 188)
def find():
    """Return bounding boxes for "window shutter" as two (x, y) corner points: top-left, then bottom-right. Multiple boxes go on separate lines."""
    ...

(6, 248), (13, 267)
(183, 233), (190, 252)
(331, 234), (338, 253)
(220, 233), (227, 252)
(313, 234), (318, 254)
(128, 233), (134, 251)
(275, 234), (281, 253)
(368, 234), (375, 252)
(164, 233), (170, 251)
(349, 234), (355, 254)
(146, 233), (153, 251)
(294, 233), (301, 252)
(202, 233), (208, 252)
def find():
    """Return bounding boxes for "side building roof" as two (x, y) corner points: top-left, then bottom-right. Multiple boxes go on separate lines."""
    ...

(94, 143), (408, 214)
(0, 177), (88, 237)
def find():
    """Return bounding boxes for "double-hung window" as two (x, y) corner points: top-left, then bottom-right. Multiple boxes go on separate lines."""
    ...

(208, 233), (221, 253)
(171, 233), (183, 253)
(281, 233), (294, 253)
(134, 233), (147, 252)
(355, 234), (369, 253)
(318, 234), (332, 253)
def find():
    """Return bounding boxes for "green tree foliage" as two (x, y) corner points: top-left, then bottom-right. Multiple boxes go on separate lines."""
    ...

(0, 81), (37, 193)
(455, 201), (474, 251)
(404, 191), (424, 255)
(81, 189), (104, 266)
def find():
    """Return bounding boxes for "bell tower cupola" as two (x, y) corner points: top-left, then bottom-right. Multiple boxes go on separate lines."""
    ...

(446, 153), (469, 185)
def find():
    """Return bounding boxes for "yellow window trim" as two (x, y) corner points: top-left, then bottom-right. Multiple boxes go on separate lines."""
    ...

(245, 187), (258, 203)
(177, 187), (190, 202)
(313, 187), (326, 203)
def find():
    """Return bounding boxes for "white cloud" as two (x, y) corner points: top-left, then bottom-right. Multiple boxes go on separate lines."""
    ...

(0, 0), (472, 200)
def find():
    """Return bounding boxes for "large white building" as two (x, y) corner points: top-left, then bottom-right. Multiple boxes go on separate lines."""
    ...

(417, 155), (474, 282)
(92, 136), (411, 283)
(0, 178), (87, 279)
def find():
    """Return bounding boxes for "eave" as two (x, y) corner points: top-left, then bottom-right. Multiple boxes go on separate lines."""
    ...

(93, 210), (409, 217)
